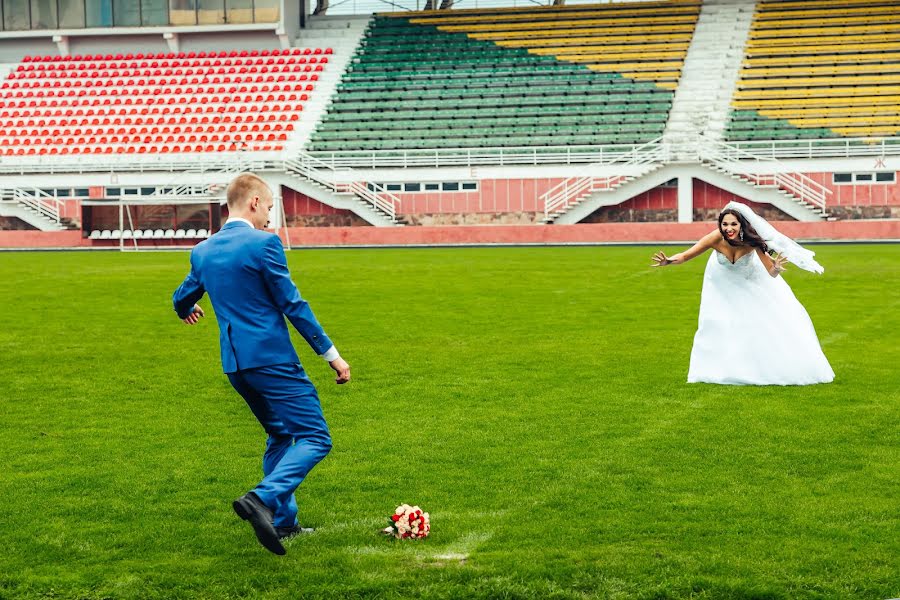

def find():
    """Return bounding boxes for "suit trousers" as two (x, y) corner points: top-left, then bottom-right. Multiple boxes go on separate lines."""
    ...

(227, 363), (332, 527)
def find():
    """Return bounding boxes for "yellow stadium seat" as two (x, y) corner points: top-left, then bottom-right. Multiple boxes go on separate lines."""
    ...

(621, 72), (681, 81)
(529, 43), (690, 56)
(755, 5), (899, 21)
(756, 105), (900, 119)
(437, 15), (699, 34)
(497, 33), (693, 48)
(744, 52), (900, 67)
(560, 53), (686, 64)
(739, 75), (900, 89)
(787, 115), (900, 128)
(383, 0), (700, 18)
(748, 33), (900, 48)
(750, 23), (900, 39)
(469, 24), (697, 41)
(747, 41), (900, 56)
(407, 4), (700, 26)
(735, 86), (900, 100)
(752, 14), (900, 29)
(733, 96), (900, 109)
(741, 63), (900, 78)
(756, 0), (897, 8)
(832, 126), (900, 137)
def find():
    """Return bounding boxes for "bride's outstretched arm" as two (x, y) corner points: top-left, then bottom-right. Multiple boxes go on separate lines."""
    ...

(651, 231), (719, 267)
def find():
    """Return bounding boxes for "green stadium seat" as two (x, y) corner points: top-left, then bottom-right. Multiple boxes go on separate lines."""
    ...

(309, 4), (690, 152)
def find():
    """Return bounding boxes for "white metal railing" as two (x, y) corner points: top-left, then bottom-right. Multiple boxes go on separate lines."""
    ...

(343, 181), (400, 219)
(305, 141), (669, 169)
(698, 137), (831, 212)
(323, 0), (664, 17)
(11, 188), (63, 224)
(0, 136), (897, 176)
(284, 153), (401, 221)
(0, 153), (282, 175)
(306, 136), (900, 168)
(721, 137), (900, 161)
(541, 137), (670, 220)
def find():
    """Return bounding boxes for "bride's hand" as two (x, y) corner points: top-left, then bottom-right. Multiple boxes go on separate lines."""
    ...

(772, 252), (788, 275)
(651, 251), (671, 267)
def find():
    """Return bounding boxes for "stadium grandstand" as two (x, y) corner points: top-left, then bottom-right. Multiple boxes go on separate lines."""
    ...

(0, 0), (898, 248)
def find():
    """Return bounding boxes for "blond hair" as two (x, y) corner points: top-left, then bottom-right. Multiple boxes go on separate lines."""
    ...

(226, 173), (270, 209)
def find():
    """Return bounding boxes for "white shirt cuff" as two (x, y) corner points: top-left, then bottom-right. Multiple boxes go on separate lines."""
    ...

(322, 345), (340, 362)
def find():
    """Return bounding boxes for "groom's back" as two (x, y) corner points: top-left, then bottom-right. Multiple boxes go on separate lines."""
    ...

(192, 225), (298, 372)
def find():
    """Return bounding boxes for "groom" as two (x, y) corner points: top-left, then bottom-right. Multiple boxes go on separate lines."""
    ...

(172, 173), (351, 555)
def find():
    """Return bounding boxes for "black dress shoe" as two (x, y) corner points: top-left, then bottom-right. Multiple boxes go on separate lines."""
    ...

(232, 492), (286, 555)
(276, 524), (315, 540)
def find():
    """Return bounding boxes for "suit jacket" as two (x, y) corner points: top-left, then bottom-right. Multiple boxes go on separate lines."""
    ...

(173, 221), (333, 373)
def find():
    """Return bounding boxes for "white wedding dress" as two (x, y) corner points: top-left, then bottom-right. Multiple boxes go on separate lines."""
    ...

(687, 250), (834, 385)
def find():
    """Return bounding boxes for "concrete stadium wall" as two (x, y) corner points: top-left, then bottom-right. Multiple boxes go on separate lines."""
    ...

(805, 172), (900, 219)
(281, 176), (900, 225)
(3, 220), (899, 249)
(278, 221), (900, 247)
(580, 182), (784, 223)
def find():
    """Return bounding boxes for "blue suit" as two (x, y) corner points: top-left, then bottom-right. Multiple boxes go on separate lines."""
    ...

(173, 221), (334, 527)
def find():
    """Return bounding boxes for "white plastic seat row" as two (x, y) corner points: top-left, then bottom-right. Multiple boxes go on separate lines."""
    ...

(89, 228), (209, 239)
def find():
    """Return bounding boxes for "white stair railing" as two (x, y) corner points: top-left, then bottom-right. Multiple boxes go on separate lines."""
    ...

(341, 181), (400, 221)
(541, 136), (670, 220)
(284, 152), (401, 222)
(11, 188), (63, 225)
(698, 137), (831, 214)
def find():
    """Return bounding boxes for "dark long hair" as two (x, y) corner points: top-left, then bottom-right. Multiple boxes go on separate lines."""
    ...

(718, 208), (769, 253)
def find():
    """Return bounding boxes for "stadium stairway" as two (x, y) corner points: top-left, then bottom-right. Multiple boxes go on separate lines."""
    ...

(549, 160), (828, 225)
(271, 155), (403, 226)
(664, 0), (755, 158)
(288, 16), (371, 152)
(0, 188), (73, 230)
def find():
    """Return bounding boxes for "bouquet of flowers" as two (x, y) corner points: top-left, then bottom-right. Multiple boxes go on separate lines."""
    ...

(383, 504), (430, 539)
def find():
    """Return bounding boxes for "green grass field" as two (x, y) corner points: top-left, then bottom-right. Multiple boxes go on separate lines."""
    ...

(0, 245), (897, 600)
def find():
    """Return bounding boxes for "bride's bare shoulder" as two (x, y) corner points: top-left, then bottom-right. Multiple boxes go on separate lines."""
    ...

(699, 229), (724, 248)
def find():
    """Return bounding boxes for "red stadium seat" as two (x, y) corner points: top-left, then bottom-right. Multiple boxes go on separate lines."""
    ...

(2, 48), (311, 156)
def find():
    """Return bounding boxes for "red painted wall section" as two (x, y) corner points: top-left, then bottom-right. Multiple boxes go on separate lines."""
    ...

(381, 178), (565, 214)
(692, 180), (757, 210)
(282, 187), (348, 216)
(281, 221), (900, 246)
(280, 186), (371, 226)
(800, 171), (900, 218)
(3, 221), (900, 248)
(0, 231), (89, 247)
(804, 172), (900, 207)
(282, 176), (900, 222)
(61, 199), (82, 222)
(619, 185), (678, 210)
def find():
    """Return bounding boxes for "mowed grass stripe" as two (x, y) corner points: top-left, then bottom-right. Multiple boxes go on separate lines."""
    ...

(0, 246), (897, 599)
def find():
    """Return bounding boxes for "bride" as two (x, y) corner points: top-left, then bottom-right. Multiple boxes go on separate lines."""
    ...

(651, 201), (834, 385)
